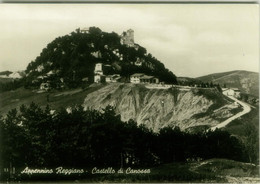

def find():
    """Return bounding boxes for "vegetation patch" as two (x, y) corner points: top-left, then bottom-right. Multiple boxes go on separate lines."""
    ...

(0, 102), (251, 182)
(194, 159), (259, 177)
(224, 107), (259, 164)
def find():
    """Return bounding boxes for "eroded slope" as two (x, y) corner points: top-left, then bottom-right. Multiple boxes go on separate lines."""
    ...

(83, 83), (240, 132)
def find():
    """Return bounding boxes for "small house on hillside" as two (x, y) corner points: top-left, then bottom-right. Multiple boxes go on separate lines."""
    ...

(106, 74), (121, 83)
(130, 73), (159, 84)
(94, 63), (106, 83)
(94, 63), (113, 75)
(222, 88), (241, 98)
(130, 73), (143, 83)
(94, 63), (120, 83)
(94, 63), (104, 76)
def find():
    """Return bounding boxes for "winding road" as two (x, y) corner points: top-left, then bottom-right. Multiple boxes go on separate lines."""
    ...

(210, 95), (251, 131)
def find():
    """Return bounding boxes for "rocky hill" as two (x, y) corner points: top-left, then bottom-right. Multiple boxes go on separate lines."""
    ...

(196, 70), (259, 97)
(23, 27), (177, 89)
(83, 83), (240, 132)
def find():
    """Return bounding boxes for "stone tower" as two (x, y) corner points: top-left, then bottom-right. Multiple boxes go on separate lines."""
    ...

(120, 29), (135, 47)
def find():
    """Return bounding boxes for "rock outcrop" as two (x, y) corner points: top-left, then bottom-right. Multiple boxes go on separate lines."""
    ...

(83, 83), (240, 132)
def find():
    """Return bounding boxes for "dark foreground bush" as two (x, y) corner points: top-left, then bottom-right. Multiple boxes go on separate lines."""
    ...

(0, 102), (249, 181)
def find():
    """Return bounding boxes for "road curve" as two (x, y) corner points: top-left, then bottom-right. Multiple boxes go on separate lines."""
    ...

(210, 95), (251, 131)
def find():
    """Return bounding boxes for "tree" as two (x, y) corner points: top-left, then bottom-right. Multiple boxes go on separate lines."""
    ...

(244, 123), (259, 164)
(216, 84), (222, 92)
(156, 126), (185, 163)
(1, 102), (249, 182)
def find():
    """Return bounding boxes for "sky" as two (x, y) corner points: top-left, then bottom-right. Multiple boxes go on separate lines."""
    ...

(0, 3), (259, 77)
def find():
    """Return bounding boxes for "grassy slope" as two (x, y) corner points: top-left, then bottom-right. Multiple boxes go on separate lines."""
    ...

(224, 107), (259, 136)
(16, 158), (259, 182)
(196, 70), (257, 82)
(78, 159), (259, 183)
(196, 70), (259, 97)
(0, 84), (105, 115)
(190, 88), (236, 121)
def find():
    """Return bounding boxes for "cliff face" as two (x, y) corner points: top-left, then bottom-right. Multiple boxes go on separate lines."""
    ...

(83, 83), (238, 132)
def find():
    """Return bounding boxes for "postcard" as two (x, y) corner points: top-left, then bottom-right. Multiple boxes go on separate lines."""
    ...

(0, 2), (259, 183)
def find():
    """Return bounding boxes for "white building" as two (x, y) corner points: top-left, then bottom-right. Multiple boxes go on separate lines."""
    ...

(130, 73), (143, 83)
(106, 74), (121, 83)
(94, 63), (103, 75)
(94, 63), (116, 83)
(222, 88), (241, 98)
(130, 73), (159, 84)
(94, 63), (104, 83)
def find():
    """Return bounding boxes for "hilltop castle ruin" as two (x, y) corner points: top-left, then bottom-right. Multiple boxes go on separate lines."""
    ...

(120, 29), (135, 47)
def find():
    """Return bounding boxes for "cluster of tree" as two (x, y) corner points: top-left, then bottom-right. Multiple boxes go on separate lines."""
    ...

(243, 123), (259, 164)
(0, 103), (252, 176)
(0, 71), (13, 76)
(0, 79), (24, 92)
(225, 105), (259, 165)
(178, 80), (222, 92)
(238, 93), (259, 106)
(23, 26), (177, 89)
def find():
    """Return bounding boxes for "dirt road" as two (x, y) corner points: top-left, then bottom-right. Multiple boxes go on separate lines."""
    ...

(210, 95), (251, 131)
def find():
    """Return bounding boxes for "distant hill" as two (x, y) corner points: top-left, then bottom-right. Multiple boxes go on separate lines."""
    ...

(0, 71), (12, 76)
(196, 70), (259, 97)
(0, 70), (25, 83)
(23, 27), (177, 89)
